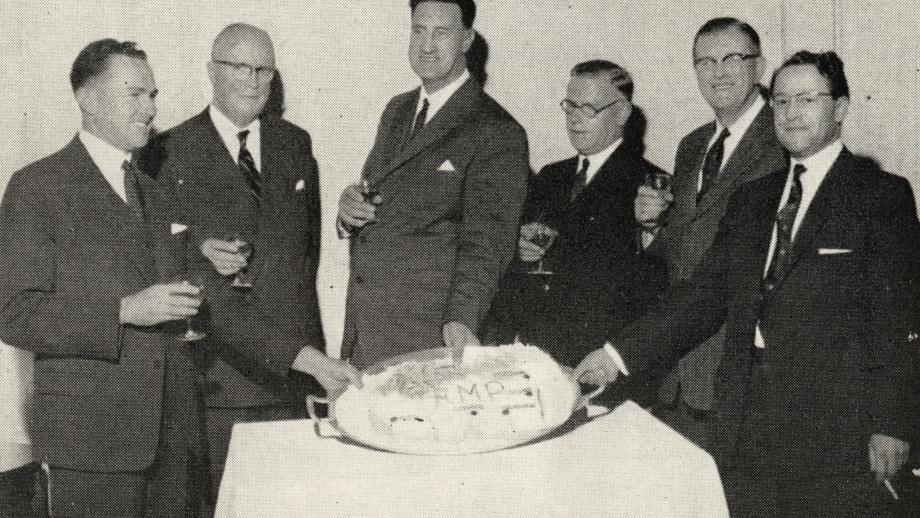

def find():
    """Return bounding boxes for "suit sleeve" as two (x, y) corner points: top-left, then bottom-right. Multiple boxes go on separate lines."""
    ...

(444, 122), (530, 333)
(865, 178), (920, 442)
(0, 172), (122, 360)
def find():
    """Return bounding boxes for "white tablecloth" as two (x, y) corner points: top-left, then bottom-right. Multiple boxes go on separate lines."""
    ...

(0, 342), (33, 471)
(216, 401), (727, 517)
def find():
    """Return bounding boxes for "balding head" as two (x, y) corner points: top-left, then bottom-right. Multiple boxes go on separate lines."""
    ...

(208, 23), (277, 127)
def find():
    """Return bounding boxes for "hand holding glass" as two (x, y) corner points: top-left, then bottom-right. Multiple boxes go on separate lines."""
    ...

(227, 235), (254, 289)
(526, 224), (559, 275)
(177, 276), (206, 342)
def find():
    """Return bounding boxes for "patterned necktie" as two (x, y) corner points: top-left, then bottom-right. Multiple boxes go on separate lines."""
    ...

(570, 157), (589, 202)
(763, 163), (807, 292)
(121, 160), (145, 221)
(237, 130), (261, 199)
(408, 98), (430, 143)
(697, 128), (730, 203)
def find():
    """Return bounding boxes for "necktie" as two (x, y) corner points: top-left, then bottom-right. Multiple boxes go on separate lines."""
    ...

(121, 160), (145, 221)
(763, 164), (806, 291)
(697, 128), (730, 203)
(237, 130), (261, 199)
(570, 157), (589, 202)
(407, 98), (430, 143)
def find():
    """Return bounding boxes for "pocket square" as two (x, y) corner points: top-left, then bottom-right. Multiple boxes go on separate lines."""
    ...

(817, 248), (852, 255)
(295, 179), (306, 191)
(437, 159), (456, 172)
(171, 223), (188, 235)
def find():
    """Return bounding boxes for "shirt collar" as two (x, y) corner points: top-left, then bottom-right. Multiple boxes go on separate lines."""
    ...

(209, 105), (260, 146)
(578, 138), (623, 184)
(792, 139), (844, 179)
(715, 94), (765, 139)
(417, 69), (471, 121)
(78, 129), (131, 173)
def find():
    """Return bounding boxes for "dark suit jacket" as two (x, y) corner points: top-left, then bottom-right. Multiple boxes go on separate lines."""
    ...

(342, 78), (529, 369)
(615, 149), (920, 482)
(656, 103), (786, 410)
(487, 147), (667, 370)
(0, 137), (187, 472)
(141, 110), (324, 407)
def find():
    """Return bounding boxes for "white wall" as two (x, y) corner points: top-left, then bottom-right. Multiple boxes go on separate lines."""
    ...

(1, 0), (918, 356)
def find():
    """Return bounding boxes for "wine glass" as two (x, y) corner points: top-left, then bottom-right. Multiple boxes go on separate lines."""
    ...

(644, 170), (672, 191)
(360, 178), (380, 205)
(526, 224), (558, 276)
(228, 234), (254, 290)
(177, 275), (207, 342)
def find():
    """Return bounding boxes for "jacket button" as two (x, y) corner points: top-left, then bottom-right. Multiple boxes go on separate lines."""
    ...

(355, 275), (365, 284)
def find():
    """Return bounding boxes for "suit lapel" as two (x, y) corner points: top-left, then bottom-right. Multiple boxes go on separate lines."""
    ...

(670, 125), (711, 224)
(695, 107), (775, 218)
(381, 79), (479, 183)
(137, 172), (178, 281)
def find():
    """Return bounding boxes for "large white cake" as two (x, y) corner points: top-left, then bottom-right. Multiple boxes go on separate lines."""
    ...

(332, 344), (580, 455)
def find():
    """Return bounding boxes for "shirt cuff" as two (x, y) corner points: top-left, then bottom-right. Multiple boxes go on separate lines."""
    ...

(602, 343), (630, 376)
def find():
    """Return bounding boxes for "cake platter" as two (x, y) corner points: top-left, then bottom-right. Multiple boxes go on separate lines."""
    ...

(306, 345), (604, 455)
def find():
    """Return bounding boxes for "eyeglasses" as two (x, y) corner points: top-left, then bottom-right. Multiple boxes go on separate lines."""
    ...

(560, 98), (622, 118)
(693, 53), (760, 74)
(770, 92), (834, 110)
(213, 60), (276, 83)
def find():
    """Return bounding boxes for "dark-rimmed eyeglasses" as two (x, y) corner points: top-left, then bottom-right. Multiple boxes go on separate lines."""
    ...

(770, 92), (834, 110)
(693, 53), (760, 73)
(213, 60), (276, 83)
(560, 98), (622, 118)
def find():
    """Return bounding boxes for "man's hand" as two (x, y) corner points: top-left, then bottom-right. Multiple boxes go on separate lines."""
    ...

(443, 321), (480, 363)
(518, 222), (559, 262)
(573, 348), (621, 386)
(635, 185), (674, 230)
(201, 238), (250, 276)
(120, 281), (201, 327)
(291, 346), (362, 400)
(869, 433), (910, 482)
(338, 184), (379, 232)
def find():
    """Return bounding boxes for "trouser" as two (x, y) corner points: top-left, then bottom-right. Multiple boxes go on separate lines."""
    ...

(0, 462), (41, 517)
(48, 349), (208, 518)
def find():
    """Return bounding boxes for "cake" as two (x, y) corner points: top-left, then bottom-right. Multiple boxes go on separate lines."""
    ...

(332, 343), (580, 455)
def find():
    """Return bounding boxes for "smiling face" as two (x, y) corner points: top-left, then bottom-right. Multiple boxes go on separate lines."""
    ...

(77, 54), (157, 152)
(564, 73), (629, 156)
(693, 27), (764, 124)
(408, 1), (473, 93)
(208, 26), (276, 127)
(772, 63), (848, 159)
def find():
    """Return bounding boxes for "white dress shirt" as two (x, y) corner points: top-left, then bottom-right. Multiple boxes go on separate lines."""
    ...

(579, 138), (622, 184)
(79, 130), (132, 203)
(209, 105), (262, 172)
(413, 69), (471, 124)
(697, 95), (766, 192)
(754, 139), (843, 348)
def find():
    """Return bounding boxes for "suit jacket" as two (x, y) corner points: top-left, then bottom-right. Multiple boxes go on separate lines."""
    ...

(141, 110), (324, 407)
(656, 104), (786, 410)
(487, 147), (667, 370)
(616, 149), (920, 480)
(0, 137), (187, 472)
(342, 78), (529, 369)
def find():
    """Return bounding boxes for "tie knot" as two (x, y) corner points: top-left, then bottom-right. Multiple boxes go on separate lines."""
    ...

(579, 157), (590, 174)
(792, 163), (807, 180)
(717, 128), (730, 141)
(121, 159), (135, 174)
(238, 130), (250, 145)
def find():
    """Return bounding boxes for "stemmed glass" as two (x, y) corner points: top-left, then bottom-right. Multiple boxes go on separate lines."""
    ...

(177, 274), (207, 342)
(228, 234), (254, 290)
(525, 215), (559, 276)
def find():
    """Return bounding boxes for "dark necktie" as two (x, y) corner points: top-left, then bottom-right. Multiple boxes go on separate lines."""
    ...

(763, 163), (806, 292)
(697, 128), (730, 203)
(237, 130), (261, 199)
(408, 98), (430, 143)
(570, 157), (589, 202)
(121, 159), (145, 221)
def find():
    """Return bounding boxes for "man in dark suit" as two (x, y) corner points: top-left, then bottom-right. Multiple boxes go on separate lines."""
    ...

(485, 60), (666, 376)
(337, 0), (529, 368)
(141, 24), (359, 500)
(0, 39), (206, 516)
(636, 18), (786, 444)
(577, 51), (919, 517)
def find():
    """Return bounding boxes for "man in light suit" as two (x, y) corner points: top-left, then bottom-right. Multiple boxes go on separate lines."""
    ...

(577, 51), (919, 517)
(337, 0), (529, 368)
(0, 39), (206, 516)
(141, 24), (359, 501)
(636, 18), (785, 444)
(485, 61), (666, 377)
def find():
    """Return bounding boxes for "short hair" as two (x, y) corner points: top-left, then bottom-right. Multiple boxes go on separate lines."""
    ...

(693, 17), (761, 56)
(410, 0), (476, 29)
(70, 39), (147, 91)
(571, 60), (634, 101)
(770, 50), (849, 99)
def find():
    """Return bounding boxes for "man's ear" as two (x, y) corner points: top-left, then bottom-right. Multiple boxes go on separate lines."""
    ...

(75, 85), (97, 116)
